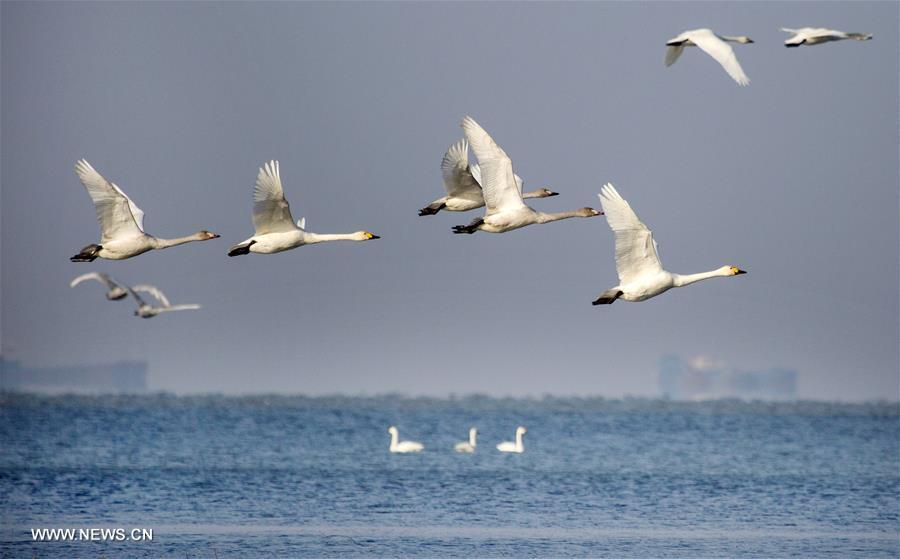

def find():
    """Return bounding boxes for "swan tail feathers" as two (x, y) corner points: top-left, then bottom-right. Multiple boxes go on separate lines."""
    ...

(227, 240), (256, 257)
(451, 217), (484, 235)
(592, 289), (623, 306)
(419, 201), (446, 216)
(70, 244), (102, 262)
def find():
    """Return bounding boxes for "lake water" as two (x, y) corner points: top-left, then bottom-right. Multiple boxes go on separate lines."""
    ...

(1, 394), (898, 557)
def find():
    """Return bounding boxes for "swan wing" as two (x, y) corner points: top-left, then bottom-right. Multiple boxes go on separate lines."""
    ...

(598, 183), (663, 284)
(461, 116), (526, 215)
(160, 304), (201, 313)
(297, 217), (306, 231)
(687, 29), (750, 86)
(75, 160), (146, 241)
(124, 285), (147, 307)
(665, 44), (685, 66)
(252, 160), (298, 235)
(70, 272), (115, 289)
(132, 284), (171, 307)
(441, 139), (482, 200)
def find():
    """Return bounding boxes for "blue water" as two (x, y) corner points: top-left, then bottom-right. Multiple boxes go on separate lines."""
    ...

(1, 394), (897, 558)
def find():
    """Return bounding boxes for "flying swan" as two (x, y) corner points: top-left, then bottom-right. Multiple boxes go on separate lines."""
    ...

(127, 284), (201, 318)
(496, 427), (526, 453)
(387, 426), (424, 453)
(419, 139), (557, 216)
(228, 161), (380, 256)
(70, 272), (129, 300)
(452, 117), (601, 234)
(70, 160), (219, 262)
(592, 183), (746, 305)
(454, 427), (478, 453)
(781, 28), (873, 47)
(665, 29), (754, 86)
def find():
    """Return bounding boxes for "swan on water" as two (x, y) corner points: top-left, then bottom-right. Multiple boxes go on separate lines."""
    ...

(497, 426), (526, 453)
(419, 139), (557, 216)
(454, 427), (477, 453)
(70, 272), (128, 300)
(228, 161), (380, 256)
(592, 183), (746, 305)
(781, 27), (873, 47)
(127, 284), (201, 318)
(70, 160), (219, 262)
(452, 117), (601, 234)
(387, 426), (424, 453)
(665, 29), (753, 86)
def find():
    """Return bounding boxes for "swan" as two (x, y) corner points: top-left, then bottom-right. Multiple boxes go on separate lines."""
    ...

(781, 28), (873, 47)
(387, 426), (424, 453)
(592, 183), (746, 305)
(419, 139), (557, 216)
(228, 161), (380, 256)
(454, 427), (477, 453)
(70, 160), (219, 262)
(496, 426), (526, 453)
(452, 117), (601, 234)
(665, 29), (753, 86)
(127, 284), (201, 318)
(70, 272), (128, 300)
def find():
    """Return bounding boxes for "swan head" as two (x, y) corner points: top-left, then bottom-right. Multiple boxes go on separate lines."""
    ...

(356, 231), (381, 241)
(197, 230), (220, 240)
(106, 287), (128, 300)
(579, 207), (603, 217)
(736, 36), (754, 44)
(725, 265), (747, 276)
(469, 427), (478, 435)
(387, 426), (398, 435)
(516, 426), (527, 436)
(536, 188), (558, 198)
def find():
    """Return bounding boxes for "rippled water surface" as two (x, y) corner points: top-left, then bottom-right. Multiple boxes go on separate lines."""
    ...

(1, 394), (897, 557)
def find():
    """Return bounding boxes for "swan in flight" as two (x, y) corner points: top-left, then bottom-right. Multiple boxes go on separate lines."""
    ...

(781, 28), (873, 47)
(127, 284), (201, 318)
(454, 427), (477, 453)
(70, 160), (219, 262)
(592, 183), (746, 305)
(496, 427), (526, 453)
(228, 161), (380, 256)
(452, 117), (601, 234)
(419, 139), (557, 216)
(70, 272), (128, 300)
(665, 29), (754, 86)
(387, 426), (424, 453)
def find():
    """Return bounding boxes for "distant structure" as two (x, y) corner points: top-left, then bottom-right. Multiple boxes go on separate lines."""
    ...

(0, 356), (148, 394)
(659, 355), (797, 401)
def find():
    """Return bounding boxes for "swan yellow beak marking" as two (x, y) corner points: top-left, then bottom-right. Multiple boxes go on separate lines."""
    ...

(731, 266), (747, 275)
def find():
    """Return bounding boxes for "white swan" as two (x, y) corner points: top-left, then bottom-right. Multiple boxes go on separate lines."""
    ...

(387, 426), (424, 453)
(452, 117), (601, 234)
(70, 160), (219, 262)
(782, 28), (873, 47)
(419, 139), (557, 216)
(70, 272), (128, 300)
(454, 427), (477, 453)
(496, 426), (526, 453)
(127, 284), (201, 318)
(665, 29), (753, 86)
(592, 183), (746, 305)
(228, 161), (380, 256)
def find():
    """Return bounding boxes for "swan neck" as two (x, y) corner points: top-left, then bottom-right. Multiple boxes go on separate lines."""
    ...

(389, 431), (398, 450)
(537, 210), (582, 224)
(673, 269), (728, 287)
(152, 234), (201, 249)
(304, 232), (358, 244)
(470, 430), (477, 446)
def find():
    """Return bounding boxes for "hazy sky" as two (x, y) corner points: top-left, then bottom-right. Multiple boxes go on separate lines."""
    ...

(1, 2), (897, 401)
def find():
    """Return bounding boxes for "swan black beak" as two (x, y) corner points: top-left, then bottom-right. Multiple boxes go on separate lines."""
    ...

(546, 191), (559, 197)
(211, 233), (221, 239)
(369, 234), (381, 240)
(736, 269), (747, 275)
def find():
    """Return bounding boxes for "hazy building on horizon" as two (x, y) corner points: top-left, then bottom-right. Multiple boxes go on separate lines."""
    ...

(660, 355), (797, 401)
(0, 356), (147, 394)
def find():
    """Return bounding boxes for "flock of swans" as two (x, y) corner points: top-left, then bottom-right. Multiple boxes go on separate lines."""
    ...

(388, 426), (526, 454)
(70, 272), (201, 318)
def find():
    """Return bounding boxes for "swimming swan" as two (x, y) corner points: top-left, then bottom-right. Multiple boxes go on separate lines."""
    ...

(781, 28), (873, 47)
(452, 117), (601, 234)
(70, 272), (128, 300)
(387, 426), (424, 453)
(592, 183), (746, 305)
(128, 284), (201, 318)
(419, 139), (557, 216)
(70, 160), (219, 262)
(496, 426), (526, 453)
(454, 427), (477, 453)
(665, 29), (753, 86)
(228, 161), (380, 256)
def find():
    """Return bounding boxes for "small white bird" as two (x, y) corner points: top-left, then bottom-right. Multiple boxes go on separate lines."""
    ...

(781, 27), (873, 47)
(419, 139), (557, 216)
(452, 117), (602, 234)
(497, 426), (526, 453)
(665, 29), (754, 86)
(592, 183), (746, 305)
(228, 161), (379, 256)
(387, 426), (424, 453)
(127, 284), (201, 318)
(69, 272), (129, 300)
(70, 160), (219, 262)
(454, 427), (478, 453)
